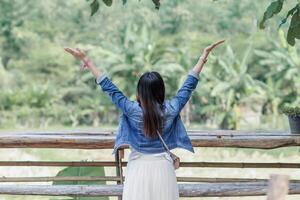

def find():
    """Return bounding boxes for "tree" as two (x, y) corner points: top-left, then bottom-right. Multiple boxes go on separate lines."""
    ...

(254, 31), (300, 117)
(87, 0), (300, 46)
(88, 0), (160, 16)
(196, 45), (261, 129)
(0, 0), (30, 68)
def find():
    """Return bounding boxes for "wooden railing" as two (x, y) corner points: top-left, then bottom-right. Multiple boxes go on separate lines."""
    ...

(0, 130), (300, 198)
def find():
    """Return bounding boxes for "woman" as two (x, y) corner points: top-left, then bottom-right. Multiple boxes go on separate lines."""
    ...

(64, 40), (224, 200)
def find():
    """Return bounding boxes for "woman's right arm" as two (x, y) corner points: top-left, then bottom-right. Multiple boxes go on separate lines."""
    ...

(64, 47), (135, 115)
(169, 40), (225, 113)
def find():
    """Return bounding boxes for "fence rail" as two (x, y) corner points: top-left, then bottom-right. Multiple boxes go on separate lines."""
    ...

(1, 161), (300, 168)
(0, 130), (300, 198)
(1, 130), (300, 149)
(0, 182), (300, 197)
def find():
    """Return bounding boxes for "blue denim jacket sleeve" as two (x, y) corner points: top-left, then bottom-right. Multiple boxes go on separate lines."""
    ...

(169, 70), (199, 114)
(95, 73), (135, 115)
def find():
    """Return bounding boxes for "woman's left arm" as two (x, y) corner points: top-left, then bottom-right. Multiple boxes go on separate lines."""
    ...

(64, 47), (134, 115)
(95, 73), (135, 114)
(169, 40), (225, 113)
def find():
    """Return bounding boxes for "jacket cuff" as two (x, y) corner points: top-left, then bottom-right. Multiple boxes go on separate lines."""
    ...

(188, 70), (200, 80)
(95, 73), (108, 85)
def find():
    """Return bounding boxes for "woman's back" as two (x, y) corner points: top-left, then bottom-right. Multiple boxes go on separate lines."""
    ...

(95, 70), (200, 154)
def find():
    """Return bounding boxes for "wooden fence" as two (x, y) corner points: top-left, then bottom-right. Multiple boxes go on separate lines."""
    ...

(0, 130), (300, 198)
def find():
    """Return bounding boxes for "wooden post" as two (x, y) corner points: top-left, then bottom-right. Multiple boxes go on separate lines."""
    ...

(267, 174), (289, 200)
(115, 149), (124, 200)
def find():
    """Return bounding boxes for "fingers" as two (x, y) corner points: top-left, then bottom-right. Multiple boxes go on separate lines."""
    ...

(205, 39), (226, 52)
(64, 47), (86, 59)
(80, 62), (88, 70)
(64, 47), (86, 60)
(64, 47), (77, 56)
(76, 48), (84, 55)
(213, 40), (225, 46)
(64, 47), (74, 52)
(64, 47), (72, 53)
(212, 40), (225, 47)
(76, 48), (87, 59)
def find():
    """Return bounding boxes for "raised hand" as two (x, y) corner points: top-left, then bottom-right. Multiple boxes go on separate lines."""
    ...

(64, 47), (101, 78)
(193, 40), (225, 74)
(200, 40), (225, 62)
(64, 47), (91, 70)
(64, 47), (87, 60)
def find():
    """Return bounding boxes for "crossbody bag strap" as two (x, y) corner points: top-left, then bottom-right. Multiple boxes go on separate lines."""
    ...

(156, 130), (172, 155)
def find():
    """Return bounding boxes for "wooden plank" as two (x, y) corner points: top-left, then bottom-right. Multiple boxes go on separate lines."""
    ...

(0, 130), (299, 149)
(0, 176), (299, 183)
(180, 162), (300, 168)
(267, 174), (289, 200)
(0, 133), (115, 149)
(1, 161), (300, 168)
(0, 182), (299, 197)
(2, 130), (291, 136)
(0, 161), (118, 167)
(0, 176), (121, 182)
(177, 177), (297, 183)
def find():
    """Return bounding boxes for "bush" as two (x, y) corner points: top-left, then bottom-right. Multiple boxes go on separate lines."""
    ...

(280, 105), (300, 117)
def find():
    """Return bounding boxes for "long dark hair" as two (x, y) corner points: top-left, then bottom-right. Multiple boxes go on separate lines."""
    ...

(137, 71), (165, 138)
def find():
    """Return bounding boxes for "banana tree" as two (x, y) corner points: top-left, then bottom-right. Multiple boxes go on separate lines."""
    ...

(197, 45), (260, 129)
(92, 23), (184, 99)
(254, 33), (300, 124)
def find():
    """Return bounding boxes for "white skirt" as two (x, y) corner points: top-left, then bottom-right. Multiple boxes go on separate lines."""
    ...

(122, 151), (179, 200)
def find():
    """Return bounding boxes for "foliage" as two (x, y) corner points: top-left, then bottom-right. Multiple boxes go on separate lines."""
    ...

(53, 166), (108, 200)
(86, 0), (300, 46)
(260, 0), (300, 46)
(196, 45), (261, 129)
(0, 0), (299, 130)
(88, 0), (160, 16)
(96, 23), (184, 98)
(280, 105), (300, 117)
(254, 30), (300, 116)
(260, 0), (285, 29)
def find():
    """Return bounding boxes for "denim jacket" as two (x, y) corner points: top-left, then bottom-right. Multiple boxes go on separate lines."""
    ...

(95, 70), (199, 154)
